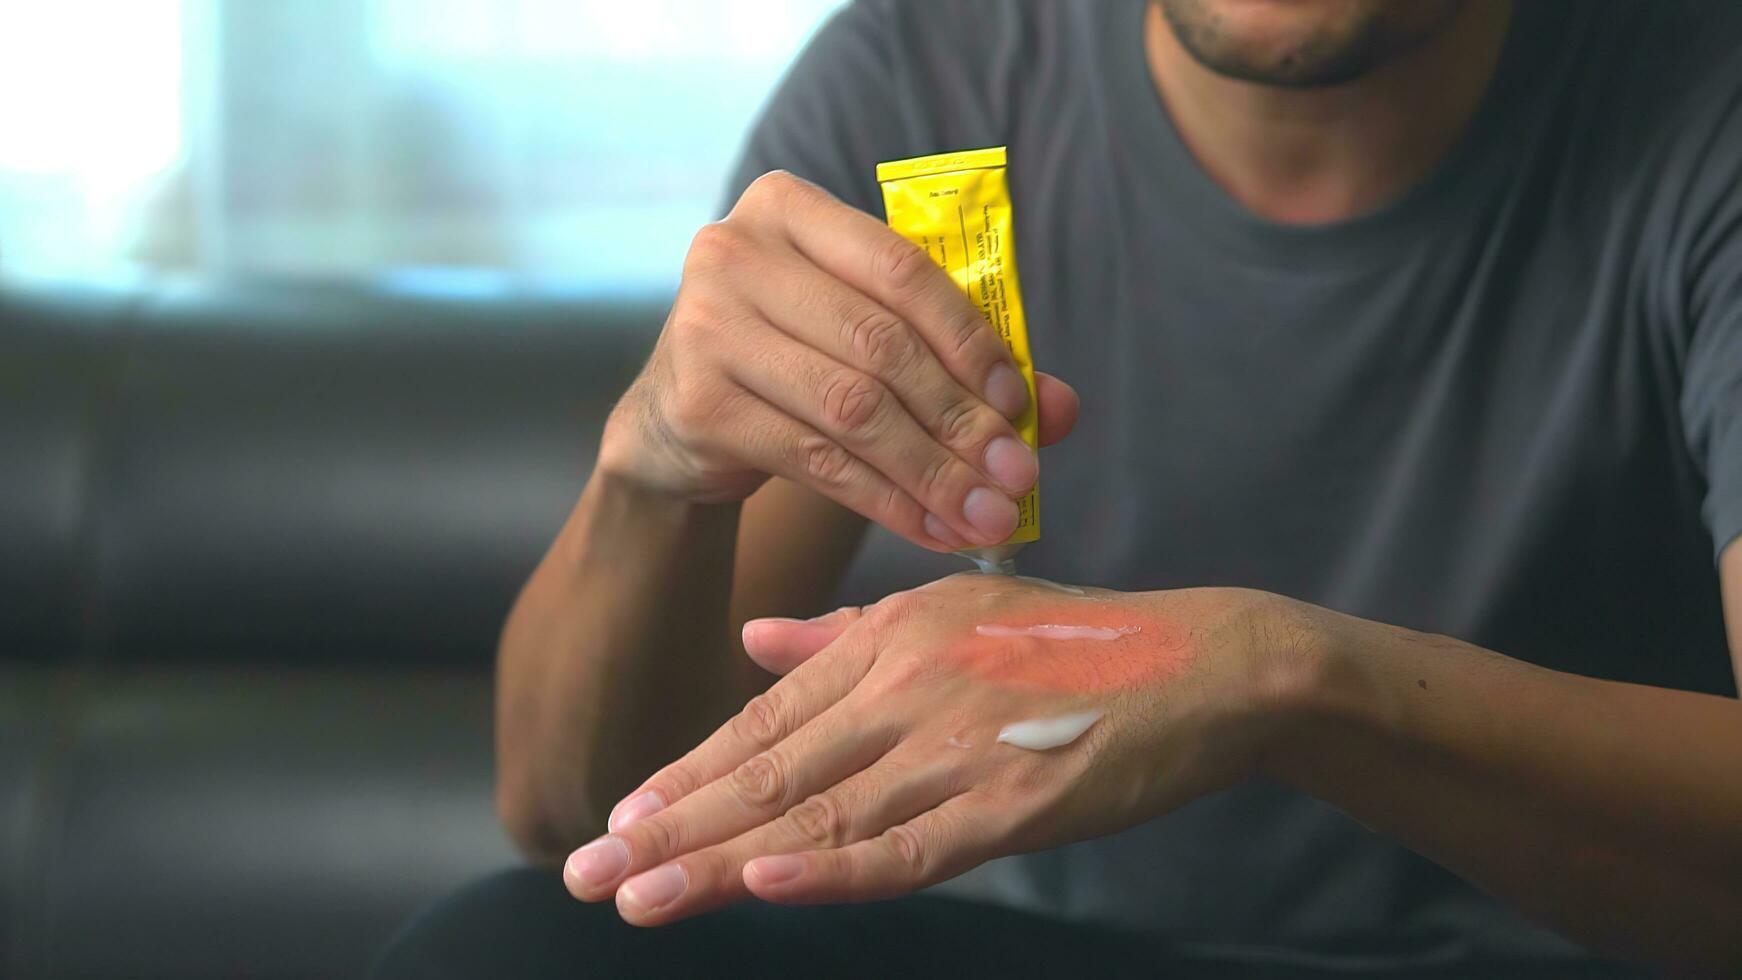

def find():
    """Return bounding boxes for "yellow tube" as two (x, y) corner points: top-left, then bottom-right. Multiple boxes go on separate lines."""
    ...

(877, 146), (1038, 573)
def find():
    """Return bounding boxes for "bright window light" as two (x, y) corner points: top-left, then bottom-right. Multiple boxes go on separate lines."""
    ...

(0, 1), (181, 176)
(0, 0), (843, 294)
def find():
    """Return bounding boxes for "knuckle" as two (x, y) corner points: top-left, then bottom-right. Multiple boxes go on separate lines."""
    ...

(733, 691), (787, 748)
(749, 168), (797, 197)
(664, 374), (722, 437)
(915, 452), (957, 499)
(662, 306), (734, 381)
(787, 794), (850, 848)
(879, 484), (908, 525)
(946, 310), (992, 359)
(729, 752), (789, 810)
(934, 397), (984, 450)
(636, 813), (684, 857)
(685, 849), (734, 889)
(666, 291), (724, 341)
(819, 370), (887, 435)
(884, 824), (928, 877)
(684, 221), (748, 273)
(798, 436), (855, 490)
(649, 764), (697, 802)
(841, 308), (915, 376)
(873, 238), (936, 299)
(741, 170), (806, 212)
(940, 396), (982, 445)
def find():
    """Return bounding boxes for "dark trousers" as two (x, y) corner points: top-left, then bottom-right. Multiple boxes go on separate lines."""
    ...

(371, 867), (1647, 979)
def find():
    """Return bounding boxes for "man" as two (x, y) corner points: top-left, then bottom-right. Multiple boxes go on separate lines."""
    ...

(377, 0), (1742, 975)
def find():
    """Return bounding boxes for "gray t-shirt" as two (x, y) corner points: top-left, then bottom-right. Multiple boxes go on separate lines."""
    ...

(722, 0), (1742, 971)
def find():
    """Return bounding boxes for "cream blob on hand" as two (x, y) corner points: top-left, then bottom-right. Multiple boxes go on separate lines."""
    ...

(995, 709), (1104, 751)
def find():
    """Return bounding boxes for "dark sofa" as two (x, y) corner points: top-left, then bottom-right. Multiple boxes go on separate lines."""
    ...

(0, 279), (951, 979)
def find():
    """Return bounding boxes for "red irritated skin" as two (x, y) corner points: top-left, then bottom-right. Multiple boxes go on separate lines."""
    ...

(954, 611), (1192, 695)
(559, 574), (1315, 927)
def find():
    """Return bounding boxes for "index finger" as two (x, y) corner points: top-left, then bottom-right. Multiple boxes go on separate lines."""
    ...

(604, 625), (875, 833)
(735, 171), (1030, 420)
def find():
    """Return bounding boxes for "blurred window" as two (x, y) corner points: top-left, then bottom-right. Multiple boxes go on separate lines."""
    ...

(0, 0), (842, 295)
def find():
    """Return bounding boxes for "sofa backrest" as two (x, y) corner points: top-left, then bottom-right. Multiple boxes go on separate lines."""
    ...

(3, 281), (657, 666)
(2, 279), (957, 668)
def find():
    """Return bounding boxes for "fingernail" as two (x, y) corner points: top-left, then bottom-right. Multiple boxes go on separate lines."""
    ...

(619, 864), (688, 912)
(742, 619), (789, 651)
(984, 364), (1028, 418)
(747, 854), (806, 886)
(962, 487), (1018, 543)
(566, 836), (629, 889)
(608, 791), (666, 833)
(923, 512), (966, 547)
(983, 436), (1037, 493)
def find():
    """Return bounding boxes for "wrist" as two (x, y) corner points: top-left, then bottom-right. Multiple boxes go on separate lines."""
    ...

(1247, 598), (1387, 786)
(595, 396), (690, 498)
(561, 458), (741, 572)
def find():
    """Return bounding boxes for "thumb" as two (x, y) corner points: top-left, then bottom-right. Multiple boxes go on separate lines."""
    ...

(741, 606), (862, 675)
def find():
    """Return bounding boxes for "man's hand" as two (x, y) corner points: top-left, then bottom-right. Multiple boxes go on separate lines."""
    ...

(561, 574), (1309, 924)
(596, 170), (1080, 551)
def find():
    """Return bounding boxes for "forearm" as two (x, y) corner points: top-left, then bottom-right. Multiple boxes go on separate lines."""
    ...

(1267, 612), (1742, 969)
(496, 469), (758, 861)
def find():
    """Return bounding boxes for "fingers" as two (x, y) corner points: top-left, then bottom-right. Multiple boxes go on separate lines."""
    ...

(600, 630), (878, 835)
(735, 172), (1031, 422)
(646, 171), (1072, 547)
(728, 329), (1019, 547)
(615, 751), (958, 925)
(622, 169), (1078, 531)
(743, 794), (991, 906)
(1034, 372), (1080, 448)
(569, 696), (892, 905)
(741, 607), (859, 675)
(709, 386), (949, 550)
(735, 245), (1037, 497)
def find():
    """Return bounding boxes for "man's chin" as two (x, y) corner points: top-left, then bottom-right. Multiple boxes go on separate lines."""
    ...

(1155, 0), (1465, 89)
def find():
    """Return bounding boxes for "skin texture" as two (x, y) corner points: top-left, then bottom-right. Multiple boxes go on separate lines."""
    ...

(959, 619), (1182, 694)
(1157, 0), (1467, 88)
(569, 569), (1742, 969)
(564, 576), (1290, 925)
(755, 580), (1188, 694)
(911, 574), (1189, 693)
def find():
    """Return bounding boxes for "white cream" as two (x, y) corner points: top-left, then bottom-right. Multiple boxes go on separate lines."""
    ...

(958, 543), (1024, 576)
(975, 624), (1140, 641)
(1012, 576), (1087, 596)
(964, 552), (1018, 575)
(996, 709), (1104, 751)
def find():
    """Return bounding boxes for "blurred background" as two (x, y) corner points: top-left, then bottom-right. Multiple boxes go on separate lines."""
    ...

(0, 0), (838, 291)
(1, 3), (944, 978)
